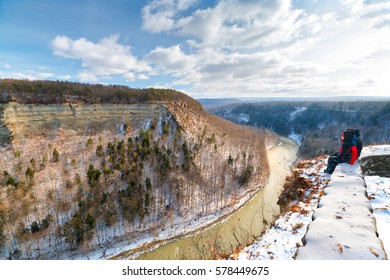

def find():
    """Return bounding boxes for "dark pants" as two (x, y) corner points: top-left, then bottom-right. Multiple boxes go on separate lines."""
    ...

(325, 155), (342, 174)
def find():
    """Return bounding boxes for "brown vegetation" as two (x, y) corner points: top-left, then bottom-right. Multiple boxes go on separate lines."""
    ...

(277, 169), (313, 213)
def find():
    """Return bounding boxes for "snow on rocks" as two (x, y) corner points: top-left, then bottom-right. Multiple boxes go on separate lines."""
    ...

(233, 156), (330, 260)
(361, 145), (390, 158)
(360, 145), (390, 258)
(364, 176), (390, 257)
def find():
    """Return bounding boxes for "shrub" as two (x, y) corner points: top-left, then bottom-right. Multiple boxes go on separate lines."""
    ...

(40, 214), (52, 230)
(86, 138), (93, 148)
(96, 144), (104, 157)
(145, 177), (152, 190)
(85, 213), (95, 230)
(87, 164), (101, 186)
(117, 140), (125, 152)
(206, 133), (216, 144)
(6, 177), (17, 187)
(0, 224), (6, 249)
(144, 193), (151, 209)
(52, 148), (60, 162)
(63, 212), (84, 245)
(31, 221), (39, 233)
(238, 166), (253, 186)
(25, 167), (35, 180)
(8, 249), (22, 260)
(228, 155), (234, 165)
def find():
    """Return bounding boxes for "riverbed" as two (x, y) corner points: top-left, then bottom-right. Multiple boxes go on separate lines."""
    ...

(113, 138), (298, 260)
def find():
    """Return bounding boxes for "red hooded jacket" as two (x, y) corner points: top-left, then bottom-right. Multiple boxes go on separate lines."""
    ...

(339, 142), (358, 165)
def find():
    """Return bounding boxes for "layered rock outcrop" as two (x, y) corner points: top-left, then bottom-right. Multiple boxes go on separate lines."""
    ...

(0, 97), (270, 259)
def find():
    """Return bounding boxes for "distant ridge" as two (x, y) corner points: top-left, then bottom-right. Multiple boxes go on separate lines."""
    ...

(198, 96), (390, 109)
(0, 79), (202, 110)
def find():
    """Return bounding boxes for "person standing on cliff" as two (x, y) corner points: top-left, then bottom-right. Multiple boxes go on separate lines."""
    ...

(324, 128), (358, 174)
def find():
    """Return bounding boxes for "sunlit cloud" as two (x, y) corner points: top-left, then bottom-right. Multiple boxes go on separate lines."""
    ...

(0, 71), (55, 80)
(51, 35), (152, 82)
(44, 0), (390, 97)
(140, 0), (390, 97)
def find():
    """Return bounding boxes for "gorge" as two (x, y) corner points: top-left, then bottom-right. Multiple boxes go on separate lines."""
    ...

(0, 79), (273, 259)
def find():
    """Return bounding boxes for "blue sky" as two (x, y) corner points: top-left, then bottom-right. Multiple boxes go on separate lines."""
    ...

(1, 0), (390, 98)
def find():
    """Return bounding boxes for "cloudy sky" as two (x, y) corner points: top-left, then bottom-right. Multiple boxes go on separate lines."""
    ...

(1, 0), (390, 98)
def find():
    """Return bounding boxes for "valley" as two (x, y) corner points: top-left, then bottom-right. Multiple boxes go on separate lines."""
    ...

(0, 80), (271, 259)
(210, 100), (390, 159)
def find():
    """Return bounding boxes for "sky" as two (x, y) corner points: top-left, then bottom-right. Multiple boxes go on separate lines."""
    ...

(1, 0), (390, 98)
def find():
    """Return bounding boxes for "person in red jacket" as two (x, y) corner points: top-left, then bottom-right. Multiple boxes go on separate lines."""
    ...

(324, 129), (358, 174)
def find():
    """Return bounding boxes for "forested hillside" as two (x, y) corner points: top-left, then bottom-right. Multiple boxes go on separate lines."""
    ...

(212, 101), (390, 158)
(0, 79), (201, 109)
(0, 79), (272, 259)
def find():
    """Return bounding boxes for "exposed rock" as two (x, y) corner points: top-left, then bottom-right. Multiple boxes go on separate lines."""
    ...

(0, 101), (270, 259)
(361, 155), (390, 177)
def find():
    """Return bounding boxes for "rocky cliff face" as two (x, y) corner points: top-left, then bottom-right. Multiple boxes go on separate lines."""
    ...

(0, 105), (11, 145)
(0, 100), (270, 259)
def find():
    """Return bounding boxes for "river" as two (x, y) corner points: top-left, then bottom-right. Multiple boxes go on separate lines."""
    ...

(113, 138), (297, 260)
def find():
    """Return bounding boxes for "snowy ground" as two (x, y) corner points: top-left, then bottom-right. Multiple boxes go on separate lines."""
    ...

(362, 145), (390, 258)
(288, 132), (303, 145)
(234, 156), (330, 260)
(234, 145), (390, 260)
(361, 145), (390, 158)
(296, 162), (384, 259)
(365, 175), (390, 257)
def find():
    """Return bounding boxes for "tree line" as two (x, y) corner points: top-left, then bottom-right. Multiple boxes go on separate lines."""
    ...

(0, 79), (202, 111)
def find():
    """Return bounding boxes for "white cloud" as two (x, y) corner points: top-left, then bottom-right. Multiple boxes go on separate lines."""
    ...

(144, 45), (196, 73)
(1, 71), (55, 80)
(51, 35), (152, 82)
(122, 72), (149, 82)
(59, 74), (72, 80)
(143, 0), (308, 49)
(341, 0), (365, 13)
(139, 0), (390, 97)
(142, 0), (197, 33)
(3, 63), (12, 69)
(46, 1), (390, 97)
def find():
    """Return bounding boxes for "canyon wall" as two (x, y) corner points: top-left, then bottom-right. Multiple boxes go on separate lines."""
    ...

(0, 101), (270, 259)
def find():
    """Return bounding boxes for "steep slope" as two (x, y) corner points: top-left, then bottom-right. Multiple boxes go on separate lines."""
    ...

(0, 80), (271, 259)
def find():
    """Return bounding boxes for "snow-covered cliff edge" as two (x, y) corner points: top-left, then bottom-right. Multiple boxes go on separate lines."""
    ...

(235, 145), (390, 260)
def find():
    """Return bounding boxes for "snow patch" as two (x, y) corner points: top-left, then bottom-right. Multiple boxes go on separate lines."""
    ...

(361, 145), (390, 158)
(364, 175), (390, 257)
(141, 118), (152, 131)
(238, 113), (250, 124)
(289, 107), (307, 121)
(119, 121), (126, 135)
(288, 132), (302, 145)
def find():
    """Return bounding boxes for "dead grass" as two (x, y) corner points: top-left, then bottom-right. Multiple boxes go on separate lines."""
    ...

(277, 168), (314, 213)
